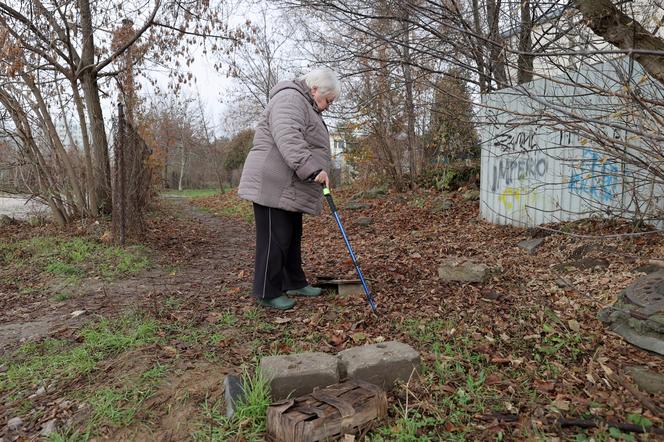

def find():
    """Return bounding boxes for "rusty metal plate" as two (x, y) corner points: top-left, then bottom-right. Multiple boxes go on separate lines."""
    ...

(624, 271), (664, 316)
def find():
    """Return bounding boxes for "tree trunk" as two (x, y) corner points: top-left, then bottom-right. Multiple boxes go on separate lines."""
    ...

(178, 144), (186, 191)
(574, 0), (664, 86)
(80, 73), (112, 213)
(79, 0), (112, 213)
(71, 79), (97, 216)
(471, 0), (489, 93)
(518, 0), (534, 84)
(486, 0), (508, 90)
(0, 90), (68, 225)
(401, 20), (418, 187)
(23, 74), (88, 215)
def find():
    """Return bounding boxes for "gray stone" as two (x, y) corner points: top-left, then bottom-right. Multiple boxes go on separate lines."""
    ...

(352, 187), (387, 200)
(462, 189), (480, 201)
(571, 257), (610, 270)
(40, 419), (58, 436)
(647, 314), (664, 334)
(438, 258), (489, 283)
(605, 317), (664, 356)
(634, 263), (664, 274)
(224, 374), (245, 418)
(627, 367), (664, 395)
(29, 385), (46, 399)
(259, 352), (339, 400)
(356, 217), (373, 226)
(518, 238), (544, 255)
(555, 277), (573, 289)
(345, 201), (371, 211)
(337, 341), (420, 390)
(7, 417), (23, 431)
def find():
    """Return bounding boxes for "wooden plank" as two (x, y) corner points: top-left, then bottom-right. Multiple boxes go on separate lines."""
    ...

(267, 380), (387, 442)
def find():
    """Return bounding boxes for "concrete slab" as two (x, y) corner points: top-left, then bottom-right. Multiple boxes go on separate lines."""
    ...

(337, 341), (420, 390)
(259, 352), (339, 400)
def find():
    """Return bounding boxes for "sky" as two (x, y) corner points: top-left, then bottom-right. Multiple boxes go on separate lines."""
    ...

(134, 1), (273, 138)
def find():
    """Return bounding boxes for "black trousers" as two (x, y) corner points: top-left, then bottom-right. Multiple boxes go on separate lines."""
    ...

(252, 203), (308, 300)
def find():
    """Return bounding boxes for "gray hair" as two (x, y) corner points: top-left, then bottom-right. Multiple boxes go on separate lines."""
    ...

(300, 68), (341, 99)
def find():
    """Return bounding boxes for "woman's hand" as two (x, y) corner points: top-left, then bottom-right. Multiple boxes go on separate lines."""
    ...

(314, 170), (330, 188)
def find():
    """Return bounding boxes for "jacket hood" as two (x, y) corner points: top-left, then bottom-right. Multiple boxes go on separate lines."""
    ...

(269, 79), (313, 105)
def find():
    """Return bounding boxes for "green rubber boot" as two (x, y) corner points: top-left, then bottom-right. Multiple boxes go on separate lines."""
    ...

(258, 295), (295, 310)
(286, 285), (323, 297)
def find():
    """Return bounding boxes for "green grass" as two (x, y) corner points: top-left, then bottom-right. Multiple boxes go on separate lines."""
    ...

(403, 318), (451, 343)
(535, 322), (584, 362)
(369, 407), (440, 441)
(87, 363), (167, 427)
(49, 363), (168, 441)
(161, 188), (223, 198)
(194, 369), (271, 441)
(217, 310), (237, 327)
(369, 329), (516, 440)
(0, 236), (150, 281)
(87, 386), (147, 427)
(0, 315), (160, 394)
(217, 200), (253, 223)
(51, 292), (72, 302)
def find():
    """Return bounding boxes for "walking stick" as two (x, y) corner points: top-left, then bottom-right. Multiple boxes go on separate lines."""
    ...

(322, 186), (378, 313)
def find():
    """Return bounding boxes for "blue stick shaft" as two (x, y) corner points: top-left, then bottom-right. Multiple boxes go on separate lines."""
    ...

(331, 211), (378, 312)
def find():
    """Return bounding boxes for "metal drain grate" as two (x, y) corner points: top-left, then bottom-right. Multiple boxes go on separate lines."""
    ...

(625, 271), (664, 316)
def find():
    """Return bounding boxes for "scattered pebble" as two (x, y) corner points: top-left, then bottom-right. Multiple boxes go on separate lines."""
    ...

(40, 419), (58, 436)
(7, 416), (23, 431)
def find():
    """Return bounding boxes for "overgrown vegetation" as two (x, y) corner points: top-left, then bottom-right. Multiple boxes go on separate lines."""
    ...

(160, 188), (223, 199)
(196, 189), (254, 223)
(0, 315), (159, 394)
(0, 236), (150, 282)
(195, 369), (271, 441)
(417, 161), (480, 191)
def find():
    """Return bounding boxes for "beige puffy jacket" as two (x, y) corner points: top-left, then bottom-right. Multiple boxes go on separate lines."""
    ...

(238, 79), (331, 215)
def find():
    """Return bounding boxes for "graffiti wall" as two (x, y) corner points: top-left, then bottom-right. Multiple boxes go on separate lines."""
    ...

(478, 59), (663, 227)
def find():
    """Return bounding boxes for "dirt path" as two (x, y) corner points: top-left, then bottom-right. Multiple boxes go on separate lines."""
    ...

(0, 198), (255, 353)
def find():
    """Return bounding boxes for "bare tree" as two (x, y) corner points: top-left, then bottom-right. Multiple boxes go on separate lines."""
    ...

(0, 0), (241, 221)
(574, 0), (664, 86)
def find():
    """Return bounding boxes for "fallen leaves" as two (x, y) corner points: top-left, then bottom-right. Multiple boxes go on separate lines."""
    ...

(3, 186), (664, 439)
(568, 319), (581, 332)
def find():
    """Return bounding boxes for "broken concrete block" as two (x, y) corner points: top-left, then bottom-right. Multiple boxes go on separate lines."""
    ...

(337, 341), (420, 390)
(627, 366), (664, 395)
(517, 238), (544, 255)
(438, 258), (489, 283)
(259, 352), (339, 400)
(462, 189), (480, 201)
(224, 374), (245, 418)
(345, 201), (371, 210)
(338, 281), (365, 298)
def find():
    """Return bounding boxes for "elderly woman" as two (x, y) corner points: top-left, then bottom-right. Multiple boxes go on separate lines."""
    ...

(238, 68), (340, 310)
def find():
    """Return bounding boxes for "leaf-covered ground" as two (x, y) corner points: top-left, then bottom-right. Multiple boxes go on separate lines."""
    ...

(0, 188), (662, 440)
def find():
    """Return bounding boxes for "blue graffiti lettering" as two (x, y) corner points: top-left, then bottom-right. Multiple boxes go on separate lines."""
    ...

(568, 149), (620, 202)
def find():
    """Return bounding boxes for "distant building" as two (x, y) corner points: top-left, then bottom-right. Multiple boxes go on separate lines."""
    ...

(328, 132), (354, 185)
